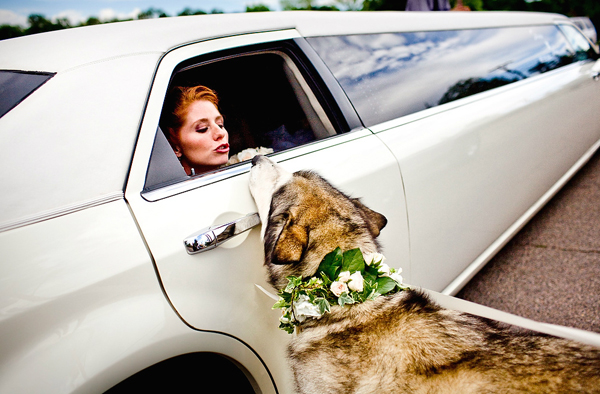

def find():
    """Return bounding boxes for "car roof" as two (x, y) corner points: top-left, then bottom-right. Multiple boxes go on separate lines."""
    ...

(0, 11), (570, 232)
(0, 11), (568, 73)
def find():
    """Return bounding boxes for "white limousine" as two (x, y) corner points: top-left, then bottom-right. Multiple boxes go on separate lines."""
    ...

(1, 11), (599, 393)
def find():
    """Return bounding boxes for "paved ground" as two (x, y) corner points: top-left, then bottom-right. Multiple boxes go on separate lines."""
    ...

(457, 149), (600, 334)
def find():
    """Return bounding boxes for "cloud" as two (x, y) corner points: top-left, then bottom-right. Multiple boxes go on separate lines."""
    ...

(53, 9), (87, 25)
(0, 9), (28, 27)
(99, 7), (141, 22)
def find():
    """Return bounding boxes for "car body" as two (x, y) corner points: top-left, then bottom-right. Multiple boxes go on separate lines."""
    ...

(1, 11), (600, 393)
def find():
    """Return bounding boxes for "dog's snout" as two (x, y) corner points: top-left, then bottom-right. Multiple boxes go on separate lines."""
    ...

(252, 155), (264, 167)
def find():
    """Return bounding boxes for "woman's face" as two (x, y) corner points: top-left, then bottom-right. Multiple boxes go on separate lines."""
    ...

(172, 99), (229, 175)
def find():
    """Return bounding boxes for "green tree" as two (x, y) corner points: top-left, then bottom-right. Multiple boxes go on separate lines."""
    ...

(26, 14), (62, 34)
(449, 0), (483, 10)
(137, 8), (169, 19)
(281, 0), (312, 9)
(246, 4), (272, 12)
(335, 0), (363, 10)
(362, 0), (407, 11)
(178, 8), (207, 16)
(0, 24), (24, 40)
(83, 16), (102, 26)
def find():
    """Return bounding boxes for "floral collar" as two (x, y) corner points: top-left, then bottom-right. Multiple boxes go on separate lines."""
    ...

(272, 247), (406, 334)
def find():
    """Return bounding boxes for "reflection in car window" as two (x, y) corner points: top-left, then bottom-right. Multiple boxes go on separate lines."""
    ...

(559, 24), (593, 60)
(308, 26), (579, 127)
(0, 71), (54, 119)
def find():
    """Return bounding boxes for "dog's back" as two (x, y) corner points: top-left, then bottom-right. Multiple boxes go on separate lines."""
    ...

(249, 156), (600, 394)
(288, 290), (600, 393)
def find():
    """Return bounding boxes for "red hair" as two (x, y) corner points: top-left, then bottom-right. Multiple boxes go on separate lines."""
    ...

(164, 85), (220, 132)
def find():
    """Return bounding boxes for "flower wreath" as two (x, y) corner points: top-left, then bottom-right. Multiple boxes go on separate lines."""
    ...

(273, 247), (407, 334)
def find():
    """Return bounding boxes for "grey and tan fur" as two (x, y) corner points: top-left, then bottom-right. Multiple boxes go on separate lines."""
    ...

(249, 155), (600, 394)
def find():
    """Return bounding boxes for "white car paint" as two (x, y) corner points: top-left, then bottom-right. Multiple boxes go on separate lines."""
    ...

(375, 59), (600, 293)
(1, 11), (600, 393)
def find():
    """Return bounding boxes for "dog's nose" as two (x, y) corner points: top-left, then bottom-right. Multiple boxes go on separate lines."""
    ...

(251, 155), (263, 167)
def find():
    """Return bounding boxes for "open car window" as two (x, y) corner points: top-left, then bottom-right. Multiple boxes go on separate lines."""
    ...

(143, 41), (349, 193)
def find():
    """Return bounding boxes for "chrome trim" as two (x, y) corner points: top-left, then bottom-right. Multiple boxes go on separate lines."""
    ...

(142, 162), (252, 202)
(184, 212), (261, 254)
(0, 192), (124, 233)
(140, 128), (372, 202)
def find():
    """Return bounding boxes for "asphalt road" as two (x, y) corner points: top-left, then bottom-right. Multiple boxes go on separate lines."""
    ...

(457, 149), (600, 334)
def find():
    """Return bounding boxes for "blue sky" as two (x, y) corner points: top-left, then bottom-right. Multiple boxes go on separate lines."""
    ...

(0, 0), (299, 26)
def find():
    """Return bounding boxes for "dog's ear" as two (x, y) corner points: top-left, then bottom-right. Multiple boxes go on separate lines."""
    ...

(273, 215), (308, 264)
(351, 198), (387, 237)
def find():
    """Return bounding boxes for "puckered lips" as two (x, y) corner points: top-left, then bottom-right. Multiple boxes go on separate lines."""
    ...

(215, 143), (230, 154)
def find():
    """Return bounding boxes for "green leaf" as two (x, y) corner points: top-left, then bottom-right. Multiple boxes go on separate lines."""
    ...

(284, 276), (302, 293)
(279, 321), (295, 334)
(341, 248), (365, 274)
(338, 292), (355, 307)
(364, 264), (379, 283)
(317, 247), (343, 281)
(272, 298), (288, 310)
(376, 277), (397, 295)
(315, 298), (331, 314)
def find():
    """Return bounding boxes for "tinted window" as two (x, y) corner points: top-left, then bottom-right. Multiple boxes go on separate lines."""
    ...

(0, 71), (53, 119)
(559, 24), (594, 60)
(308, 26), (579, 127)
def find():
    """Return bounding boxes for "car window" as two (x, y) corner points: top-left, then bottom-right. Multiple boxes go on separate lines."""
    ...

(307, 25), (581, 127)
(559, 24), (593, 60)
(144, 41), (348, 192)
(0, 70), (54, 119)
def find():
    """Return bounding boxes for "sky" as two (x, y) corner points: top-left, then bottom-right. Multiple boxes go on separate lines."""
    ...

(0, 0), (307, 27)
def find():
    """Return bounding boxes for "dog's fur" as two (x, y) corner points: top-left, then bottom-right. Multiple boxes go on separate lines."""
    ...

(249, 155), (600, 394)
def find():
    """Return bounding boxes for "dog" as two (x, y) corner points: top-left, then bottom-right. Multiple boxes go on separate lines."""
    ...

(249, 155), (600, 394)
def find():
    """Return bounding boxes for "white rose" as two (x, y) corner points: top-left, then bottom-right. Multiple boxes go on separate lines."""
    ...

(257, 147), (274, 155)
(237, 148), (257, 162)
(390, 272), (403, 285)
(292, 294), (321, 322)
(363, 252), (386, 266)
(227, 155), (240, 165)
(348, 271), (364, 292)
(338, 271), (351, 283)
(378, 263), (391, 276)
(330, 281), (348, 297)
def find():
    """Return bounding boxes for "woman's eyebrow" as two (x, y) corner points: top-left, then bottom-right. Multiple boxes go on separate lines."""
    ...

(190, 118), (209, 127)
(190, 115), (223, 128)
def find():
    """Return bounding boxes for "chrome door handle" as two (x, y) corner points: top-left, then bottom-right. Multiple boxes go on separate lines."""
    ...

(184, 213), (261, 254)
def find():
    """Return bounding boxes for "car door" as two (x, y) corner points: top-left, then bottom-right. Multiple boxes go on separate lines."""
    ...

(308, 24), (600, 294)
(125, 30), (409, 390)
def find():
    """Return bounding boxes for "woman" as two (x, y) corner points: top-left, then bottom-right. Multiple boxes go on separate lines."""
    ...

(164, 85), (230, 176)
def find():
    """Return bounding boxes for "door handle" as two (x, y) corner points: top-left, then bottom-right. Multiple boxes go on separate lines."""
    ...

(184, 213), (261, 254)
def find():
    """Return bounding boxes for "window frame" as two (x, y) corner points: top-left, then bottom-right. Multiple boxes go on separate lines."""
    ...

(137, 32), (363, 202)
